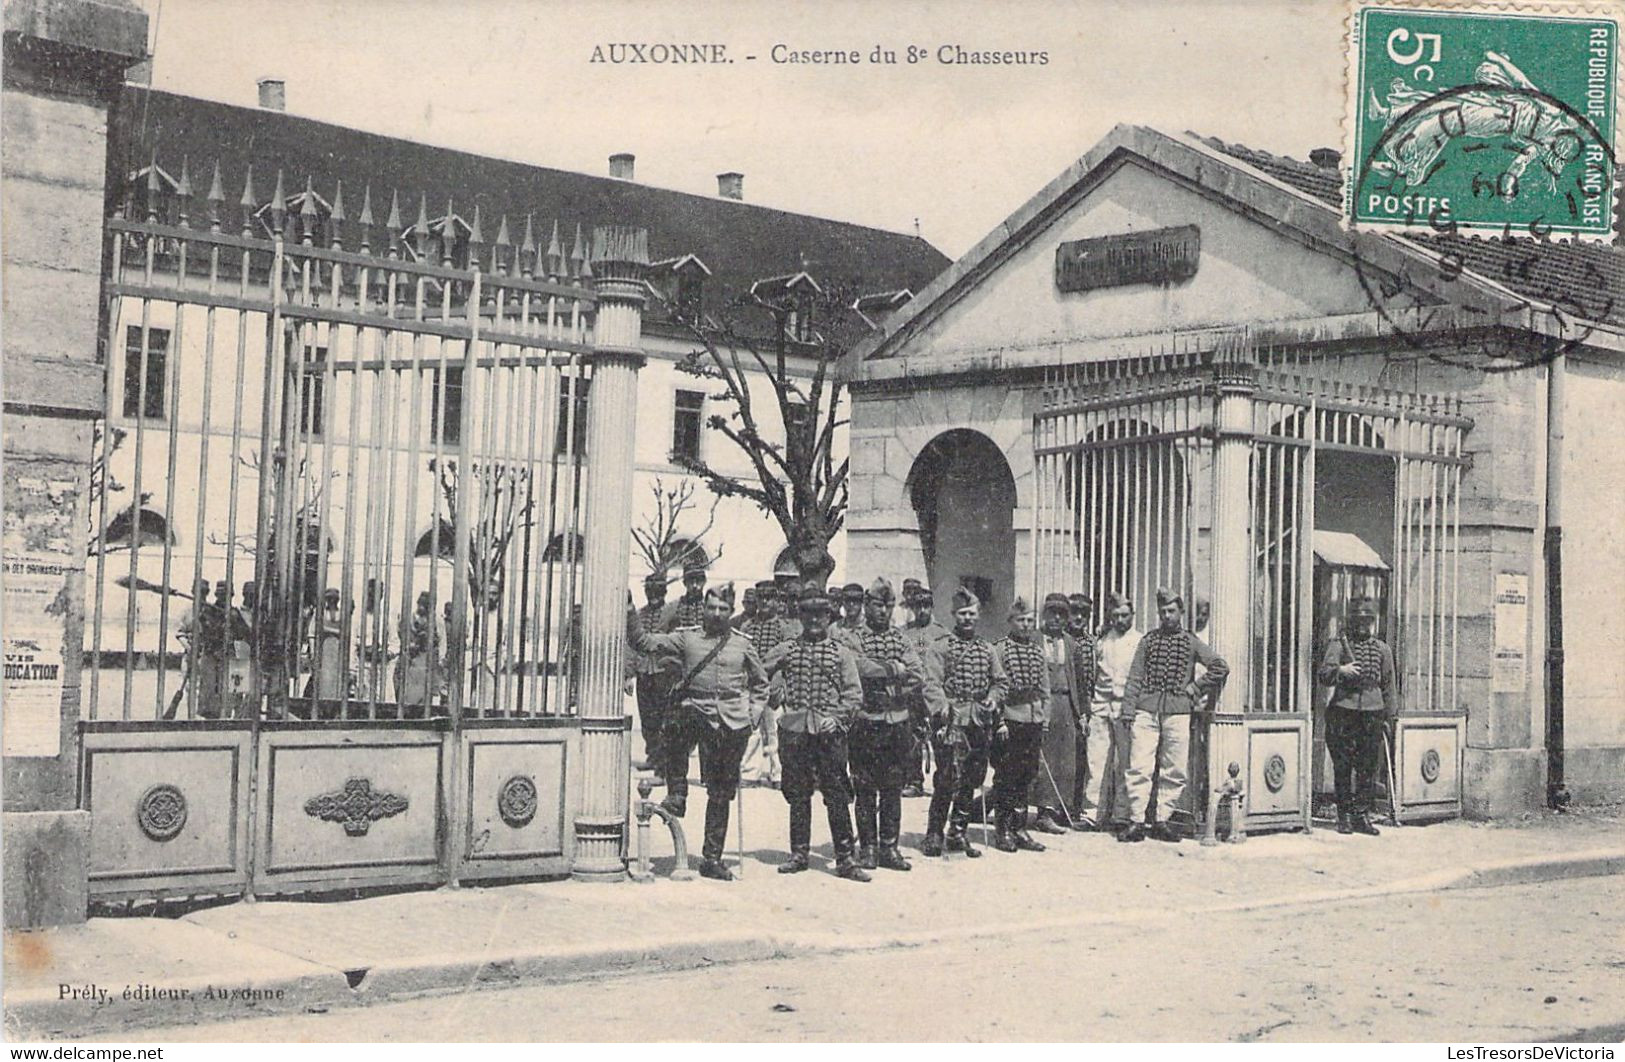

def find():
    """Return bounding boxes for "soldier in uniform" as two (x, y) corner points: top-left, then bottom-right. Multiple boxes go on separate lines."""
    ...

(1316, 596), (1398, 836)
(993, 598), (1050, 852)
(630, 572), (676, 774)
(740, 580), (790, 788)
(902, 582), (948, 796)
(837, 577), (940, 872)
(626, 583), (767, 880)
(1122, 588), (1229, 843)
(663, 559), (708, 631)
(837, 583), (865, 634)
(922, 587), (1008, 858)
(732, 584), (758, 631)
(1095, 593), (1142, 834)
(1029, 593), (1083, 833)
(763, 586), (869, 881)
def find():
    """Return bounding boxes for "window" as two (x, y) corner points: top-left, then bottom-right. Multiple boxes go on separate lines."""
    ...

(784, 399), (812, 447)
(413, 518), (458, 559)
(122, 326), (169, 419)
(101, 506), (173, 551)
(555, 378), (590, 455)
(543, 531), (586, 563)
(432, 367), (464, 445)
(672, 389), (704, 462)
(675, 270), (703, 323)
(785, 300), (814, 343)
(299, 346), (329, 436)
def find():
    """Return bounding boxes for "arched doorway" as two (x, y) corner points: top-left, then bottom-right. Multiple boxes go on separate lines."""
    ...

(907, 429), (1017, 639)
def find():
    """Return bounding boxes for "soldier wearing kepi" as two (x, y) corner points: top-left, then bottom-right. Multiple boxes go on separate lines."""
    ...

(629, 572), (676, 775)
(764, 586), (869, 881)
(837, 577), (940, 871)
(663, 559), (709, 631)
(626, 583), (768, 880)
(838, 582), (866, 634)
(740, 580), (791, 788)
(901, 582), (948, 797)
(1317, 596), (1399, 836)
(922, 587), (1008, 858)
(1121, 588), (1229, 843)
(992, 598), (1051, 853)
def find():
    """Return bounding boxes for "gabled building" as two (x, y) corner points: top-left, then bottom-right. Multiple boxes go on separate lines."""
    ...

(845, 124), (1625, 821)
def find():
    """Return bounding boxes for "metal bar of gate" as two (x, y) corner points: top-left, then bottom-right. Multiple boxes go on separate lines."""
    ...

(156, 236), (187, 718)
(189, 227), (221, 721)
(448, 271), (481, 720)
(122, 224), (157, 720)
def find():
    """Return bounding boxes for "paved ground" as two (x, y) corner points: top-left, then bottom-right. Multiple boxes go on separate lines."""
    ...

(89, 875), (1625, 1042)
(7, 793), (1622, 1041)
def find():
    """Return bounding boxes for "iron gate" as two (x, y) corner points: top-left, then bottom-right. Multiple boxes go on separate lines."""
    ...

(1032, 335), (1471, 831)
(82, 164), (629, 899)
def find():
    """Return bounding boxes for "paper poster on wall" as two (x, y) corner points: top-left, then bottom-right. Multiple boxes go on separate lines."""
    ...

(1492, 572), (1529, 695)
(2, 553), (70, 757)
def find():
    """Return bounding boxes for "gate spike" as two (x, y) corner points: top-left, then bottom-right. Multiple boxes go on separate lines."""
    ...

(569, 222), (589, 280)
(329, 179), (346, 248)
(545, 219), (564, 279)
(385, 189), (403, 256)
(413, 192), (430, 258)
(238, 164), (257, 235)
(299, 175), (318, 243)
(466, 204), (485, 270)
(145, 151), (161, 221)
(269, 169), (287, 236)
(173, 156), (192, 227)
(439, 196), (456, 264)
(356, 184), (374, 252)
(206, 160), (225, 231)
(519, 214), (536, 277)
(493, 213), (511, 275)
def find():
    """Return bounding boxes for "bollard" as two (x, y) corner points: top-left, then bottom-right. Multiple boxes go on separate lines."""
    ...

(1201, 761), (1247, 846)
(632, 776), (696, 882)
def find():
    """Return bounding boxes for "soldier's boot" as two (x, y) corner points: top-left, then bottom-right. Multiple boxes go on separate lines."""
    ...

(1336, 807), (1354, 835)
(877, 790), (911, 871)
(779, 800), (812, 874)
(922, 788), (953, 856)
(1351, 809), (1381, 836)
(992, 808), (1020, 853)
(698, 796), (734, 881)
(854, 789), (879, 870)
(828, 805), (871, 882)
(946, 809), (982, 858)
(659, 792), (687, 820)
(1013, 809), (1047, 852)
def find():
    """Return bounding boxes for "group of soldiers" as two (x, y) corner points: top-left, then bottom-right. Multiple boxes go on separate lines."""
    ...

(623, 558), (1417, 883)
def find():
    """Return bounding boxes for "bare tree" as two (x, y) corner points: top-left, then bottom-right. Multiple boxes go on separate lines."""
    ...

(668, 279), (858, 586)
(631, 477), (725, 582)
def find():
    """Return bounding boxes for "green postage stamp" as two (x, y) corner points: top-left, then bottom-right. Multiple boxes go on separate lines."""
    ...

(1348, 3), (1621, 241)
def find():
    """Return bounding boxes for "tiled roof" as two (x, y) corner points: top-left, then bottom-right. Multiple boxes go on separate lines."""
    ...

(109, 88), (950, 337)
(1194, 133), (1625, 327)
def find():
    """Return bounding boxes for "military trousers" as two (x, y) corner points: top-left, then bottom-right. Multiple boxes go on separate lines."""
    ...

(665, 707), (751, 806)
(779, 728), (857, 857)
(991, 720), (1045, 817)
(925, 721), (991, 835)
(1126, 709), (1190, 824)
(849, 717), (913, 850)
(1326, 706), (1387, 815)
(1078, 712), (1131, 827)
(635, 674), (672, 769)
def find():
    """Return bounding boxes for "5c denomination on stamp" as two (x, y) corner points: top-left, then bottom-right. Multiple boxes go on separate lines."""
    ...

(1347, 4), (1620, 241)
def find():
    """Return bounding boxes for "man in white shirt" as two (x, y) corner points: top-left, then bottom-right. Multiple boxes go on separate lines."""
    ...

(1094, 592), (1142, 837)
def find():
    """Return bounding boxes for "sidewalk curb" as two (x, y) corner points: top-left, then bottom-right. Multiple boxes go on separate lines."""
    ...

(13, 845), (1624, 1040)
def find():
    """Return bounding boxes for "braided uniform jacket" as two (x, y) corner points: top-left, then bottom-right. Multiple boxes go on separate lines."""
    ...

(1071, 632), (1101, 715)
(1317, 634), (1398, 715)
(1124, 628), (1229, 717)
(628, 601), (673, 679)
(998, 635), (1050, 725)
(663, 598), (707, 632)
(743, 614), (791, 656)
(763, 635), (863, 735)
(836, 624), (928, 725)
(941, 632), (1009, 727)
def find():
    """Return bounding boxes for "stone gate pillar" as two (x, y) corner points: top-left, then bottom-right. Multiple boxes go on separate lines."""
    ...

(3, 0), (147, 928)
(571, 225), (647, 882)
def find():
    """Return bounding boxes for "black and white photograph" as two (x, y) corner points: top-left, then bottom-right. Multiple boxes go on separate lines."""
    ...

(2, 0), (1623, 1048)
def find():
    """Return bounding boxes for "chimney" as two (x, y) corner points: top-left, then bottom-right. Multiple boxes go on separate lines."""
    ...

(257, 77), (286, 111)
(609, 153), (635, 180)
(717, 172), (744, 201)
(1309, 147), (1342, 170)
